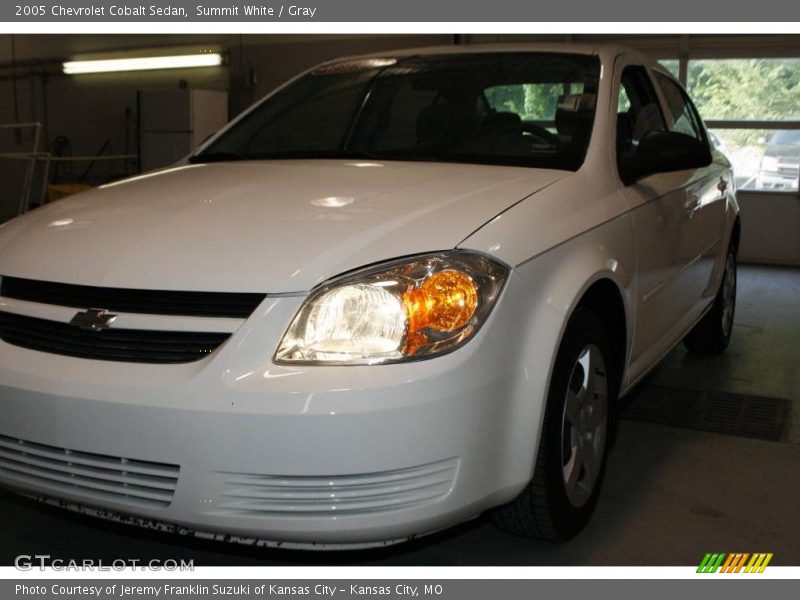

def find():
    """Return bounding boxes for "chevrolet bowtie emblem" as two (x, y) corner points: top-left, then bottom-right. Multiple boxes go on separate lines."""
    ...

(70, 309), (118, 331)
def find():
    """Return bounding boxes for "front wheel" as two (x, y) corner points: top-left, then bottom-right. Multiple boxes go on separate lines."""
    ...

(684, 247), (737, 355)
(492, 309), (614, 541)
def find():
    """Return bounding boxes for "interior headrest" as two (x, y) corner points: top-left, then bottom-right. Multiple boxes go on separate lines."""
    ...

(555, 94), (596, 138)
(557, 93), (596, 113)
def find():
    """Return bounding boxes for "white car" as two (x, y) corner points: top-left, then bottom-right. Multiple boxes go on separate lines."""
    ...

(755, 130), (800, 192)
(0, 44), (739, 548)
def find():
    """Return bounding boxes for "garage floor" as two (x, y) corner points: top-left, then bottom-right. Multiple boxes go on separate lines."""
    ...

(1, 265), (798, 566)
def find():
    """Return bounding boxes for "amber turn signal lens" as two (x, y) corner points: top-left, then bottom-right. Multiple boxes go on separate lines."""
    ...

(402, 270), (479, 337)
(275, 252), (507, 364)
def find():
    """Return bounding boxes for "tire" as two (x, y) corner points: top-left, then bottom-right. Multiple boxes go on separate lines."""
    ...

(683, 247), (737, 355)
(492, 308), (615, 541)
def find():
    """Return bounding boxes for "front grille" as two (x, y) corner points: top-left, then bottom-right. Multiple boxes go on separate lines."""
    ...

(0, 312), (229, 364)
(214, 458), (459, 517)
(0, 276), (266, 318)
(0, 434), (179, 509)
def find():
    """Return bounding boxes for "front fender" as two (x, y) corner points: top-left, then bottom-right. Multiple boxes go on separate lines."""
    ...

(464, 210), (637, 481)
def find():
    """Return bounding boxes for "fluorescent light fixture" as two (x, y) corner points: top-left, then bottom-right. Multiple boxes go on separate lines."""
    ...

(63, 53), (223, 75)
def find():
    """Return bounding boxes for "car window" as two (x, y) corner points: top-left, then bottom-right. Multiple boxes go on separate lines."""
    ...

(653, 72), (706, 142)
(771, 130), (800, 145)
(216, 69), (374, 154)
(616, 65), (667, 172)
(484, 83), (562, 124)
(196, 53), (602, 172)
(354, 80), (442, 151)
(483, 82), (590, 135)
(618, 85), (632, 113)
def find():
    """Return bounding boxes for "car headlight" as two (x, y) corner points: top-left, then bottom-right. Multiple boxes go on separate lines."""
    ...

(274, 252), (508, 365)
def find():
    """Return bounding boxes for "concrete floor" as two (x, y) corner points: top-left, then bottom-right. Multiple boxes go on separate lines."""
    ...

(1, 265), (798, 565)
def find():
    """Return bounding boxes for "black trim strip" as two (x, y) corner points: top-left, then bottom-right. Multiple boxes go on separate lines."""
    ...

(0, 312), (229, 364)
(0, 276), (265, 319)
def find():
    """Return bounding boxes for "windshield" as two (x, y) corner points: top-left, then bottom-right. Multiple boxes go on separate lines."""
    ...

(193, 53), (601, 171)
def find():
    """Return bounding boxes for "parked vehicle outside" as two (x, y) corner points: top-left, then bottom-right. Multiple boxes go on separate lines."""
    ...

(756, 129), (800, 191)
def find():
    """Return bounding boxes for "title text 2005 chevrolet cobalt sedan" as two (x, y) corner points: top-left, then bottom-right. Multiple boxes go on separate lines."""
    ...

(0, 45), (739, 548)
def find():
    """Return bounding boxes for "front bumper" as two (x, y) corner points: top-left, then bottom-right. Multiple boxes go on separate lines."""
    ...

(0, 276), (552, 548)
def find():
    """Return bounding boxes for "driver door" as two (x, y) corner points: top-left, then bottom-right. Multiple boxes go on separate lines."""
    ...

(651, 70), (728, 319)
(615, 62), (708, 382)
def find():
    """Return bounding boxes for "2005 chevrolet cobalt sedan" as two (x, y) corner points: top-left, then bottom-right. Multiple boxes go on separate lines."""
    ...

(0, 44), (739, 548)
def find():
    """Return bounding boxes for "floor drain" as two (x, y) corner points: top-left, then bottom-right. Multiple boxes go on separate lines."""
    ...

(620, 385), (790, 442)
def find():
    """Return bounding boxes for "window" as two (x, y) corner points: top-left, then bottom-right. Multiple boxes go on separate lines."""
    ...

(653, 72), (705, 142)
(484, 82), (587, 123)
(616, 66), (667, 175)
(685, 58), (800, 192)
(215, 69), (374, 154)
(687, 58), (800, 121)
(707, 128), (800, 192)
(355, 80), (440, 151)
(484, 83), (563, 123)
(618, 84), (631, 113)
(196, 53), (602, 172)
(658, 59), (680, 78)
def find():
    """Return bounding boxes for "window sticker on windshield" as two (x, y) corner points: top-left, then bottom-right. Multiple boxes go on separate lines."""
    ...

(312, 58), (398, 75)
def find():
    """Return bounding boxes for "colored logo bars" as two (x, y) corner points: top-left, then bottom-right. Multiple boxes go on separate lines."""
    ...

(697, 553), (773, 573)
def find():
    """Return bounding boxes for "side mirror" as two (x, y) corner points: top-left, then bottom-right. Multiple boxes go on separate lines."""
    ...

(622, 130), (713, 185)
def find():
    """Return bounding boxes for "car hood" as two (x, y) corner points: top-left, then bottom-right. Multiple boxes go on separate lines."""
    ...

(0, 160), (564, 293)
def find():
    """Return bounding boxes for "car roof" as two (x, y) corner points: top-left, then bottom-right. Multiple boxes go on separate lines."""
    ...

(325, 42), (659, 69)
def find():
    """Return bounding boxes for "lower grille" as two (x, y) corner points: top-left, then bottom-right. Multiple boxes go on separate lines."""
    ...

(0, 312), (229, 364)
(0, 434), (179, 509)
(214, 458), (459, 517)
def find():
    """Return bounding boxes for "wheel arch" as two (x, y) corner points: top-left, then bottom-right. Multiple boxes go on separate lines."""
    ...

(487, 212), (637, 487)
(504, 260), (633, 488)
(510, 248), (635, 462)
(574, 278), (628, 398)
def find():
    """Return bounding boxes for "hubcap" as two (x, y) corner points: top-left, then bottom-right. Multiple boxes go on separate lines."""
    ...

(561, 344), (608, 508)
(721, 253), (736, 337)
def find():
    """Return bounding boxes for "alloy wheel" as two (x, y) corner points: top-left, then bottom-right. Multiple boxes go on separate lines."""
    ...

(561, 344), (608, 508)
